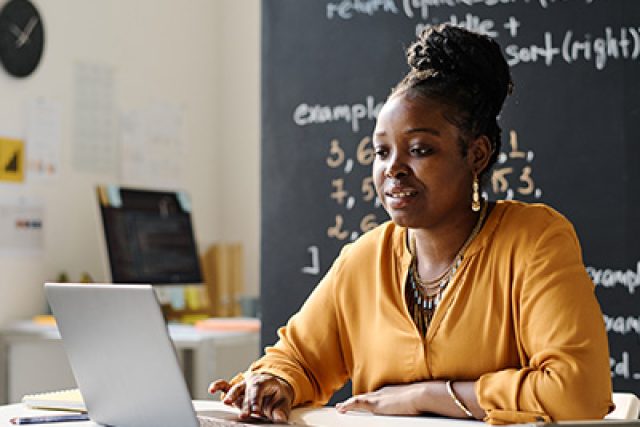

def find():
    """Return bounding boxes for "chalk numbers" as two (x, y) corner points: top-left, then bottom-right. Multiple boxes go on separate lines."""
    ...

(326, 139), (345, 168)
(361, 176), (375, 201)
(325, 137), (379, 242)
(331, 178), (347, 204)
(490, 130), (543, 201)
(356, 136), (374, 165)
(360, 213), (378, 233)
(327, 214), (349, 240)
(300, 136), (380, 275)
(326, 137), (374, 168)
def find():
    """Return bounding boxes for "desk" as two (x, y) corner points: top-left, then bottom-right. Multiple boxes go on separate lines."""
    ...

(0, 321), (259, 404)
(0, 400), (486, 426)
(0, 400), (637, 427)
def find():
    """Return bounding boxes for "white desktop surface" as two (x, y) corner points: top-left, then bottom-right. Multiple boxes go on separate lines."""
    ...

(0, 400), (485, 426)
(1, 320), (254, 344)
(0, 395), (637, 426)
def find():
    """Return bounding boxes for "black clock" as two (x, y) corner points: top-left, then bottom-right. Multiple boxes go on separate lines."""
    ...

(0, 0), (44, 78)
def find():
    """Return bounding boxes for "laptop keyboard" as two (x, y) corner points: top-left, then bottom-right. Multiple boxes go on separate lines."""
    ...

(198, 415), (243, 426)
(198, 415), (275, 426)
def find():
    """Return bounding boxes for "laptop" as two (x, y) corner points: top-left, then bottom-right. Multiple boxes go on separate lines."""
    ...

(44, 283), (275, 427)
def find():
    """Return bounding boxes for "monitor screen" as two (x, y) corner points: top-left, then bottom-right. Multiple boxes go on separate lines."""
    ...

(97, 186), (202, 285)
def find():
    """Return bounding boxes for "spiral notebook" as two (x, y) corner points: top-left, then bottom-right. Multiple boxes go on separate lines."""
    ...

(21, 388), (86, 412)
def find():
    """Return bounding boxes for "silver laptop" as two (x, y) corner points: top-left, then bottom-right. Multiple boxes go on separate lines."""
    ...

(44, 283), (266, 427)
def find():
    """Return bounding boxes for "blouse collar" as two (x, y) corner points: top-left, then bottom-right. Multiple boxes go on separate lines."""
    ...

(392, 200), (511, 265)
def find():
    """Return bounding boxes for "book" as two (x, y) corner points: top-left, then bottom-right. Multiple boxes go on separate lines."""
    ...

(21, 388), (86, 412)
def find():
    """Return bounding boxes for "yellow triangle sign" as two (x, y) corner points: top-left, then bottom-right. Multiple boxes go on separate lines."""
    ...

(0, 137), (25, 182)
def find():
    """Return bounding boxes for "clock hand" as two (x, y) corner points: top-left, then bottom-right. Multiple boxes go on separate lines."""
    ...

(22, 16), (39, 38)
(9, 23), (23, 40)
(15, 16), (39, 48)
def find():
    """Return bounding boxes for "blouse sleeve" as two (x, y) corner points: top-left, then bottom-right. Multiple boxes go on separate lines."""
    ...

(476, 216), (614, 424)
(247, 246), (351, 407)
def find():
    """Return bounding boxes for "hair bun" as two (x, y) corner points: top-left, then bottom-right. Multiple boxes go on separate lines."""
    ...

(407, 30), (457, 75)
(406, 24), (512, 115)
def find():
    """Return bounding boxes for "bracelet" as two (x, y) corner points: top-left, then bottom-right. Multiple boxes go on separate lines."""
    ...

(445, 380), (474, 418)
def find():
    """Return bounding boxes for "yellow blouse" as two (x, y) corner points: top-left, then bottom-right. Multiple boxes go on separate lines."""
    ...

(249, 201), (613, 424)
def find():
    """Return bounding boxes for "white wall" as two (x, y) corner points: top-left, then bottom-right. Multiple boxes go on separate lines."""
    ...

(215, 1), (261, 303)
(0, 0), (260, 325)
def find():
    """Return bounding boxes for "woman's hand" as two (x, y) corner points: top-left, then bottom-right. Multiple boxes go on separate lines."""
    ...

(208, 372), (294, 422)
(336, 380), (483, 419)
(336, 383), (427, 415)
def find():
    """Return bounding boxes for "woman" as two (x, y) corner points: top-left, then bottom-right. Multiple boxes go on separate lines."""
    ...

(209, 24), (613, 424)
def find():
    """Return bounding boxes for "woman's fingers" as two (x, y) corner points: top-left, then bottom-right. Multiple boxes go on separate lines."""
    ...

(207, 379), (230, 395)
(258, 392), (275, 417)
(235, 392), (245, 407)
(272, 407), (289, 423)
(236, 373), (293, 422)
(336, 384), (427, 416)
(336, 395), (376, 413)
(210, 373), (293, 421)
(263, 392), (286, 421)
(264, 396), (291, 423)
(243, 373), (274, 417)
(223, 381), (246, 407)
(262, 377), (293, 422)
(208, 379), (243, 408)
(242, 379), (259, 417)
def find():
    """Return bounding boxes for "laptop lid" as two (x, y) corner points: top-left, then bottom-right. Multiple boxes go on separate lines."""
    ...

(45, 283), (199, 427)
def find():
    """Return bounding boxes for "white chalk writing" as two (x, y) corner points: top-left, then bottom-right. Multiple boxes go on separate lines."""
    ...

(293, 96), (384, 133)
(326, 0), (597, 21)
(302, 246), (320, 275)
(604, 315), (640, 337)
(416, 13), (498, 38)
(327, 0), (399, 19)
(506, 27), (640, 70)
(402, 0), (516, 20)
(587, 262), (640, 295)
(610, 351), (640, 380)
(324, 1), (638, 71)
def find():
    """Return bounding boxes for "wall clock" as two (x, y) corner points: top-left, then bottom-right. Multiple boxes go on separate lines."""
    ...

(0, 0), (44, 77)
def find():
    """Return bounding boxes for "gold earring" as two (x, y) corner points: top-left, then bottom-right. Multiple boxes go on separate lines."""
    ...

(472, 175), (481, 212)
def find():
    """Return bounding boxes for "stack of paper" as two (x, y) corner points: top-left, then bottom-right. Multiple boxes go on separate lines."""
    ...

(22, 388), (86, 412)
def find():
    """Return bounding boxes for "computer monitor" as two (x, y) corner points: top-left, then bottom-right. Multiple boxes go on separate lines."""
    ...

(96, 186), (202, 285)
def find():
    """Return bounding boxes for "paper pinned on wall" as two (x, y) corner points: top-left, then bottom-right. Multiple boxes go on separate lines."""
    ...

(72, 62), (118, 175)
(120, 103), (185, 189)
(0, 136), (25, 183)
(26, 98), (62, 180)
(0, 197), (44, 256)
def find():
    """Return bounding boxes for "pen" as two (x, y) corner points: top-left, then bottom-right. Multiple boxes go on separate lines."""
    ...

(10, 414), (90, 425)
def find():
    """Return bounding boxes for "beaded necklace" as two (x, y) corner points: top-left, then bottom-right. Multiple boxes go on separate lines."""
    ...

(407, 200), (488, 336)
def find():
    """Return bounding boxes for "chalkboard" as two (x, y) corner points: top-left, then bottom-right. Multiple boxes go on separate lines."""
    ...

(261, 0), (640, 398)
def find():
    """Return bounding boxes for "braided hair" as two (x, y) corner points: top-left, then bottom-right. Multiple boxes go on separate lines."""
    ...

(392, 24), (513, 178)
